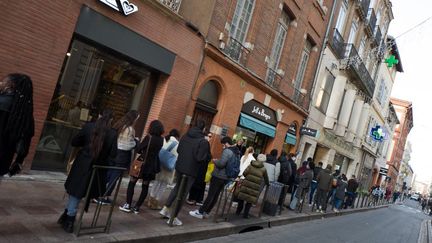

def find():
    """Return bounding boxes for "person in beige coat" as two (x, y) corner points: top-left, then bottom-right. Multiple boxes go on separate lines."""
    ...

(148, 129), (180, 209)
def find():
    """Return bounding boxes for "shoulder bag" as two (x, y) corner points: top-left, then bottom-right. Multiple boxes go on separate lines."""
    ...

(129, 135), (152, 178)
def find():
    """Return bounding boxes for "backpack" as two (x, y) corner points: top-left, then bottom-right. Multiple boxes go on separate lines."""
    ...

(278, 162), (292, 184)
(159, 140), (178, 171)
(225, 147), (240, 179)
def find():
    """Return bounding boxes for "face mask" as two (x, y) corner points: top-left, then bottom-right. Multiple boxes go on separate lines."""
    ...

(291, 157), (296, 161)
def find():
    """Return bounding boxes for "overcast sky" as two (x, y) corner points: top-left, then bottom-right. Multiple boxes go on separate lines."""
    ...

(389, 0), (432, 183)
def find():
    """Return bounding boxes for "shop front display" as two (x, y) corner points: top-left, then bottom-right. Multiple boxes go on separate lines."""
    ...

(233, 100), (277, 155)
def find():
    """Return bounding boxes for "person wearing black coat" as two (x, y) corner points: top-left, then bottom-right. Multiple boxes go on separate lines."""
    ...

(277, 152), (292, 207)
(59, 109), (117, 233)
(119, 120), (164, 214)
(159, 120), (210, 226)
(287, 153), (298, 202)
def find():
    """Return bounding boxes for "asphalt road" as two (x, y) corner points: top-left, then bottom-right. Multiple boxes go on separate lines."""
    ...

(193, 199), (429, 243)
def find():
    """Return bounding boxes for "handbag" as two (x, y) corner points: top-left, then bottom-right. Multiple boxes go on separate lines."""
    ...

(158, 140), (178, 171)
(129, 135), (152, 177)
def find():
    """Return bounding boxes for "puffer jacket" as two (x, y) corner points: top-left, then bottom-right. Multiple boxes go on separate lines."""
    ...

(264, 155), (280, 182)
(237, 160), (269, 204)
(317, 168), (333, 191)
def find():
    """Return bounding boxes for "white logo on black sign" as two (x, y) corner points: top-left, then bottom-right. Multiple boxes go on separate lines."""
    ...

(100, 0), (139, 16)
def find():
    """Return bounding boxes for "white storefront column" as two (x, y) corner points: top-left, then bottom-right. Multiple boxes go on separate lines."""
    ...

(354, 103), (370, 147)
(345, 98), (364, 142)
(335, 89), (356, 136)
(324, 75), (348, 129)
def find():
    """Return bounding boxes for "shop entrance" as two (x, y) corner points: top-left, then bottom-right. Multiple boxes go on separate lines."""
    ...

(32, 39), (155, 171)
(191, 80), (219, 132)
(233, 126), (269, 155)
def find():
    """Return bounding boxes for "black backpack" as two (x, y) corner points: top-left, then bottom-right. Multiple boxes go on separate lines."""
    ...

(278, 162), (292, 184)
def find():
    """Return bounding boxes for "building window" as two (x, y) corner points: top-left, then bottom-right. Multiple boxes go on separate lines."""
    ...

(347, 17), (359, 44)
(266, 10), (290, 87)
(230, 0), (255, 43)
(315, 69), (335, 113)
(358, 36), (367, 61)
(293, 40), (312, 90)
(376, 79), (388, 106)
(335, 0), (349, 34)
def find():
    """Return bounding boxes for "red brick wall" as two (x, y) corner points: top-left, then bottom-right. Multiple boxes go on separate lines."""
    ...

(0, 0), (203, 169)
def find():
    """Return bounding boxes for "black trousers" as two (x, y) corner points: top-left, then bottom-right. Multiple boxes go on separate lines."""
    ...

(199, 176), (227, 214)
(236, 200), (252, 217)
(165, 172), (196, 218)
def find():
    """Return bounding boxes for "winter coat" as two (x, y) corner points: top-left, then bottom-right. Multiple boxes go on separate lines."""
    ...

(155, 136), (179, 184)
(264, 154), (280, 182)
(136, 134), (164, 180)
(317, 168), (333, 191)
(347, 179), (359, 193)
(335, 180), (348, 200)
(213, 146), (239, 180)
(65, 122), (117, 199)
(175, 127), (210, 177)
(277, 156), (292, 185)
(237, 160), (269, 204)
(239, 153), (255, 177)
(313, 166), (322, 181)
(288, 159), (297, 186)
(295, 169), (313, 198)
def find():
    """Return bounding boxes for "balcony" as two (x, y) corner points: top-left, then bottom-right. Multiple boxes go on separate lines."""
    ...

(343, 44), (375, 98)
(366, 8), (377, 37)
(356, 0), (370, 21)
(158, 0), (182, 13)
(373, 26), (382, 47)
(223, 37), (250, 67)
(280, 82), (309, 111)
(330, 29), (346, 59)
(265, 68), (282, 90)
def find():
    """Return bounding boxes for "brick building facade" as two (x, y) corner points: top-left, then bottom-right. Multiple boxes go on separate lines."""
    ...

(0, 0), (203, 171)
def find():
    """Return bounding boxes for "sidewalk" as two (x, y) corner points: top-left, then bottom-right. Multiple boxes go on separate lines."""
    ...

(0, 171), (389, 243)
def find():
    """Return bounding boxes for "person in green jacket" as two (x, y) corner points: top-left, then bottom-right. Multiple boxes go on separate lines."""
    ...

(235, 154), (269, 218)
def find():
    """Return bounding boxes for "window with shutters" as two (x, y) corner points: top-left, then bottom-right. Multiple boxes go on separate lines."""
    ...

(315, 69), (335, 114)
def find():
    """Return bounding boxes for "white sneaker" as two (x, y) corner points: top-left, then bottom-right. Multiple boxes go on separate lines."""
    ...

(119, 203), (131, 213)
(159, 206), (170, 218)
(189, 209), (204, 219)
(167, 217), (183, 226)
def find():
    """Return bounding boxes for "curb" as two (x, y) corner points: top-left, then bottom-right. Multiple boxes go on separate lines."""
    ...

(418, 219), (432, 243)
(116, 205), (389, 243)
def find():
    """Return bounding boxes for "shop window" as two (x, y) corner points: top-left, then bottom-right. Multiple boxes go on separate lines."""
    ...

(32, 39), (153, 171)
(335, 0), (349, 34)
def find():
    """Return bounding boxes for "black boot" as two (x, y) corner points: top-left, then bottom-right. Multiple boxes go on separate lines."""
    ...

(57, 209), (68, 225)
(62, 215), (76, 233)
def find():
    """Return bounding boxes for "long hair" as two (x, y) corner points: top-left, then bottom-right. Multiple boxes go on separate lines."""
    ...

(165, 128), (180, 142)
(90, 109), (114, 159)
(113, 110), (139, 133)
(148, 120), (164, 136)
(3, 73), (34, 142)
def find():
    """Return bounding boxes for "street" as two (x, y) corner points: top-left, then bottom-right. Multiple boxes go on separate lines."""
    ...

(194, 199), (429, 243)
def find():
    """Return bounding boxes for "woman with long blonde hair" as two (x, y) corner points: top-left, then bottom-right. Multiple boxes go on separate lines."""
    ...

(239, 146), (255, 177)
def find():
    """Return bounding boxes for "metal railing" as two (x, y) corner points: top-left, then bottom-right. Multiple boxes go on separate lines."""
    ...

(281, 81), (308, 110)
(366, 8), (377, 36)
(373, 26), (382, 47)
(265, 68), (282, 90)
(343, 44), (375, 98)
(356, 0), (370, 21)
(223, 37), (250, 67)
(158, 0), (182, 13)
(331, 29), (346, 59)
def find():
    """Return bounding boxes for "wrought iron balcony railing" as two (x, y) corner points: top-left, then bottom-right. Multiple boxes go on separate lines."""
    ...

(356, 0), (370, 21)
(158, 0), (182, 13)
(373, 26), (382, 47)
(223, 37), (250, 67)
(265, 68), (282, 90)
(366, 8), (377, 36)
(343, 44), (375, 98)
(331, 29), (346, 59)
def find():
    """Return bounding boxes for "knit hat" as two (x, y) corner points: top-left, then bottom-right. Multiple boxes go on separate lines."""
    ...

(257, 154), (266, 162)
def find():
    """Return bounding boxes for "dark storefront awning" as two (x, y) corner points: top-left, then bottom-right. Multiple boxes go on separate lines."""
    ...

(240, 113), (276, 137)
(75, 6), (176, 75)
(285, 133), (296, 145)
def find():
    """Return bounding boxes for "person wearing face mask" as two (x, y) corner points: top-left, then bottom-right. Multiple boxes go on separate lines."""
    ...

(287, 153), (298, 205)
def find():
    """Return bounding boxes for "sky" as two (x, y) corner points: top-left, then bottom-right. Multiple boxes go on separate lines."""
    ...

(388, 0), (432, 183)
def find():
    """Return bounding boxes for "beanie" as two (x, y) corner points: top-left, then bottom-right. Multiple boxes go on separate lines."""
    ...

(257, 154), (266, 162)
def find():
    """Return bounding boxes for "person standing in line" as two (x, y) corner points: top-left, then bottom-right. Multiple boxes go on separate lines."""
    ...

(334, 174), (348, 212)
(189, 136), (240, 219)
(187, 132), (213, 206)
(287, 153), (298, 204)
(159, 120), (210, 226)
(119, 120), (164, 214)
(344, 175), (359, 209)
(97, 110), (140, 205)
(239, 146), (255, 178)
(309, 161), (323, 206)
(277, 151), (292, 208)
(236, 139), (246, 156)
(316, 164), (333, 213)
(148, 129), (181, 210)
(0, 73), (35, 177)
(235, 154), (269, 218)
(58, 109), (117, 233)
(289, 160), (314, 210)
(327, 167), (341, 205)
(264, 149), (280, 182)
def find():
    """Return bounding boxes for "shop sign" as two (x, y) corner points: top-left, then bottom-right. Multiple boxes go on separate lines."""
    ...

(100, 0), (139, 16)
(288, 123), (297, 135)
(241, 100), (277, 126)
(379, 167), (388, 176)
(300, 126), (318, 137)
(370, 125), (386, 142)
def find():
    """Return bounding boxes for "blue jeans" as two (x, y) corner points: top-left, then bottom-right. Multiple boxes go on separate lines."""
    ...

(334, 198), (343, 209)
(66, 195), (81, 216)
(309, 181), (318, 204)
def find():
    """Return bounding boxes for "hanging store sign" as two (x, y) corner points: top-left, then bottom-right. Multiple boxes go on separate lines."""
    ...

(241, 100), (277, 126)
(100, 0), (139, 15)
(370, 125), (386, 142)
(379, 167), (388, 176)
(300, 126), (318, 137)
